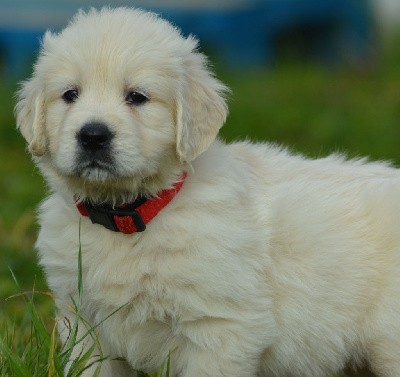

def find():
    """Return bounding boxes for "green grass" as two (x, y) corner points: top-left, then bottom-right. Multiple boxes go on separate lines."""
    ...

(2, 39), (400, 375)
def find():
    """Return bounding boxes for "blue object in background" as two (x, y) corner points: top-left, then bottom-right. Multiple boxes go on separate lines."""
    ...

(0, 29), (44, 77)
(0, 0), (374, 79)
(160, 0), (374, 68)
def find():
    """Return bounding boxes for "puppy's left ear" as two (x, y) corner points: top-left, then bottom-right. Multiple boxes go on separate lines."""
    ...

(15, 78), (47, 156)
(176, 47), (229, 162)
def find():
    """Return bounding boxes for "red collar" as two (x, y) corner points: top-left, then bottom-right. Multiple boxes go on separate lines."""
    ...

(76, 172), (187, 234)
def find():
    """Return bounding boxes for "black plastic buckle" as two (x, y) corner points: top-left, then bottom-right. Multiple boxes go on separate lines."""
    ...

(83, 201), (146, 232)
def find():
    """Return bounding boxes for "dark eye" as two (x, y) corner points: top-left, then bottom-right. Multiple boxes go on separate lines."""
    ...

(62, 89), (79, 104)
(125, 91), (148, 105)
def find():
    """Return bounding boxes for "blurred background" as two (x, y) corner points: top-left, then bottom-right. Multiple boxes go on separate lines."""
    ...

(0, 1), (399, 375)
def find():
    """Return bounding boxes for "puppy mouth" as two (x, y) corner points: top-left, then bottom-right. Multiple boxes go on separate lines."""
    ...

(74, 154), (116, 180)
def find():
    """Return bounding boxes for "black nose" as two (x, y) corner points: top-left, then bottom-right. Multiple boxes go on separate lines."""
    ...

(77, 123), (113, 152)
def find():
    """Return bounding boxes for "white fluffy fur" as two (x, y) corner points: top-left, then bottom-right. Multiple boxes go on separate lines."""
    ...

(16, 7), (400, 377)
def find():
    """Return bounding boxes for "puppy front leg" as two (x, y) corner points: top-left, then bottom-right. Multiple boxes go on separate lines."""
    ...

(174, 321), (266, 377)
(58, 312), (132, 377)
(177, 344), (260, 377)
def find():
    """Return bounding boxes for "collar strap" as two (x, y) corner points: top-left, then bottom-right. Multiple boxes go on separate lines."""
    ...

(76, 172), (187, 234)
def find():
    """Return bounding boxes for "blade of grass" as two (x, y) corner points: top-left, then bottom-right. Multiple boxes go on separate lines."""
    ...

(166, 352), (171, 377)
(77, 219), (83, 305)
(0, 338), (31, 377)
(48, 321), (60, 377)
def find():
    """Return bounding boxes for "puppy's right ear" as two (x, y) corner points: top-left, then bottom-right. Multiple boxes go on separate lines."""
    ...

(15, 78), (47, 156)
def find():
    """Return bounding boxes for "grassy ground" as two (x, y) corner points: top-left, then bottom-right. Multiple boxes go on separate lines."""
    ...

(1, 40), (400, 374)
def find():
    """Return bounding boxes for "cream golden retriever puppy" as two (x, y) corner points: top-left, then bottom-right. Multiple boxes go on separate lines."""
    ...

(16, 7), (400, 377)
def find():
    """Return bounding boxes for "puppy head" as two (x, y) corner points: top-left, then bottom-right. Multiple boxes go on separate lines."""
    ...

(15, 7), (228, 201)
